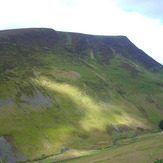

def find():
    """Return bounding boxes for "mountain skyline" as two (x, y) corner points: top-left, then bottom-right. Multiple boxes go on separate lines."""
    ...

(0, 0), (163, 65)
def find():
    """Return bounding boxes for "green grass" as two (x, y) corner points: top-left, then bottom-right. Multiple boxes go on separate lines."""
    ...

(0, 28), (163, 161)
(48, 132), (163, 163)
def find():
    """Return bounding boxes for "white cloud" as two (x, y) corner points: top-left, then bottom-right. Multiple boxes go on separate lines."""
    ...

(0, 0), (162, 64)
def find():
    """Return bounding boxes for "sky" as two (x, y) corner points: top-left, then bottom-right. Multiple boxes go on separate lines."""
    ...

(0, 0), (163, 64)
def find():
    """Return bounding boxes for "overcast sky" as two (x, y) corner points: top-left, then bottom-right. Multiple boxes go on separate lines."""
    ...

(0, 0), (163, 64)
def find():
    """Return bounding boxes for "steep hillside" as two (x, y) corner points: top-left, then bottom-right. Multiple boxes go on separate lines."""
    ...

(0, 28), (163, 161)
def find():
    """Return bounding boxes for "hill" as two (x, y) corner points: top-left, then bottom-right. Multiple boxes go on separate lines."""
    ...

(0, 28), (163, 162)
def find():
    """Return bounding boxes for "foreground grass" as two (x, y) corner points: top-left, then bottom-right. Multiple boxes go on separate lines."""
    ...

(39, 132), (163, 163)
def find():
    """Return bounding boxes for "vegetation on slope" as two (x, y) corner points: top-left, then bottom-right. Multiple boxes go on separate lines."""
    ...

(51, 132), (162, 163)
(0, 28), (163, 161)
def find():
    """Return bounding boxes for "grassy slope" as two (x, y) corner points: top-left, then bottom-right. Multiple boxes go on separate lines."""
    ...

(51, 132), (163, 163)
(0, 28), (163, 160)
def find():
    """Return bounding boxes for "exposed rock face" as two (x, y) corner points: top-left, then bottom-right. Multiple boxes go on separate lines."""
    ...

(0, 136), (25, 163)
(106, 124), (132, 136)
(0, 98), (14, 106)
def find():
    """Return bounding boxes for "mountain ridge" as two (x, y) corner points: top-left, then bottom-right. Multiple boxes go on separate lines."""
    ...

(0, 28), (162, 70)
(0, 28), (163, 161)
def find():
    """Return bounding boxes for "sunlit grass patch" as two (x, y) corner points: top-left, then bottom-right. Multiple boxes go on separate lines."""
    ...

(33, 76), (130, 126)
